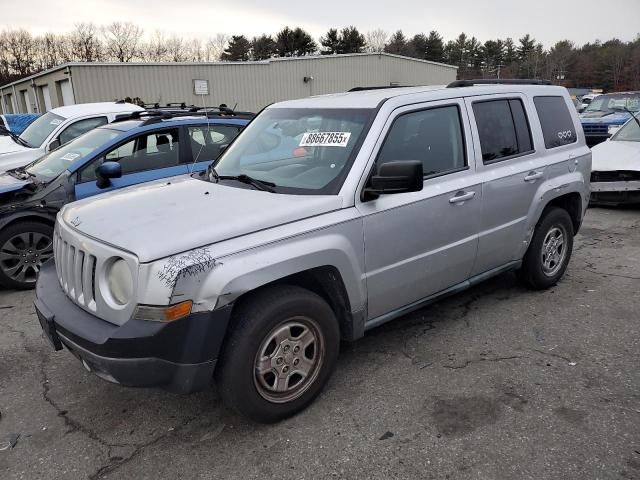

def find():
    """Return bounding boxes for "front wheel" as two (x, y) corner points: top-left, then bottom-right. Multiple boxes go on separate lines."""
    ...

(518, 207), (574, 290)
(216, 285), (340, 423)
(0, 222), (54, 290)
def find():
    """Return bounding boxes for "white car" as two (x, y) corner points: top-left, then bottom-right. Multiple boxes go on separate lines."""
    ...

(590, 115), (640, 205)
(0, 102), (143, 172)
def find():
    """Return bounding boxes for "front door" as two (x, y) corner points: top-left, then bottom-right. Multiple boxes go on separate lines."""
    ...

(358, 99), (481, 322)
(74, 128), (187, 200)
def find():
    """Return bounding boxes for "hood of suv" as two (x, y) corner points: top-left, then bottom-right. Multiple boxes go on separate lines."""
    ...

(591, 140), (640, 172)
(61, 175), (343, 262)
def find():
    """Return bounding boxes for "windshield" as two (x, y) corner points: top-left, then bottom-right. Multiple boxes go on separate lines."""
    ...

(585, 94), (640, 113)
(612, 116), (640, 142)
(26, 127), (121, 179)
(18, 111), (65, 148)
(213, 108), (374, 194)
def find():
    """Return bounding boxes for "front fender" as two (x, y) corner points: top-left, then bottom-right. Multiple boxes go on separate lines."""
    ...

(178, 220), (366, 314)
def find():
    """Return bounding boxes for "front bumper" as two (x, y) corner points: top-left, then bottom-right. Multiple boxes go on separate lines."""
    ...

(35, 260), (232, 394)
(590, 180), (640, 205)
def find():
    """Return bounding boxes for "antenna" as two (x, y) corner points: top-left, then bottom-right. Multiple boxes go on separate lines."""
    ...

(189, 92), (212, 174)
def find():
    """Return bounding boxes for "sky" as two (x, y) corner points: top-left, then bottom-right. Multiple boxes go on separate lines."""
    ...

(0, 0), (638, 47)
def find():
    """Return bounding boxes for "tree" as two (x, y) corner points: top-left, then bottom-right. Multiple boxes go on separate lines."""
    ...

(338, 26), (366, 54)
(320, 28), (340, 55)
(102, 22), (142, 62)
(71, 23), (102, 62)
(5, 29), (37, 75)
(365, 29), (387, 53)
(251, 34), (276, 60)
(221, 35), (251, 61)
(408, 33), (428, 59)
(205, 33), (228, 61)
(547, 40), (574, 83)
(424, 31), (444, 62)
(384, 30), (409, 56)
(166, 36), (188, 62)
(276, 27), (316, 57)
(145, 31), (169, 62)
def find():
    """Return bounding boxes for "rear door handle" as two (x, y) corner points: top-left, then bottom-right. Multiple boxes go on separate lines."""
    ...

(524, 171), (544, 182)
(449, 190), (476, 204)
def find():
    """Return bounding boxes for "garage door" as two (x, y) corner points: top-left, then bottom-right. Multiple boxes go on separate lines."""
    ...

(41, 85), (52, 111)
(22, 90), (32, 113)
(60, 79), (74, 106)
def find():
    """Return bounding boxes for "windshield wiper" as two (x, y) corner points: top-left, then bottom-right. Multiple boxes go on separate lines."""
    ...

(3, 129), (30, 147)
(207, 166), (276, 192)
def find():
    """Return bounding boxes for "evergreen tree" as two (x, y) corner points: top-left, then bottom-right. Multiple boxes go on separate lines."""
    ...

(251, 34), (276, 60)
(221, 35), (251, 61)
(320, 28), (340, 55)
(338, 26), (366, 54)
(424, 31), (444, 62)
(384, 30), (409, 56)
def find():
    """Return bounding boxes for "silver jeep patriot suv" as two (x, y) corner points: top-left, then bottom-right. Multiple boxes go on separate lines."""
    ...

(35, 80), (591, 422)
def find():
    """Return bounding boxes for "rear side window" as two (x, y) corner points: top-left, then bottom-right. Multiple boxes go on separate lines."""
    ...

(534, 96), (577, 149)
(472, 99), (533, 163)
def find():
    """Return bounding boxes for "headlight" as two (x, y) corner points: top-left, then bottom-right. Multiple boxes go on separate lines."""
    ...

(608, 125), (621, 136)
(106, 258), (133, 306)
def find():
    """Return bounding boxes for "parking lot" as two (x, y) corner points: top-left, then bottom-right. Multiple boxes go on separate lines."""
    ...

(0, 206), (638, 480)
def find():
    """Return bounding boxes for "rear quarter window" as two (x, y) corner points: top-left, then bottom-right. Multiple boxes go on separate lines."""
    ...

(533, 96), (577, 149)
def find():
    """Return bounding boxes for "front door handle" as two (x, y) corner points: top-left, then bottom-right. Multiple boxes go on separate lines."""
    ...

(449, 190), (476, 204)
(524, 171), (544, 182)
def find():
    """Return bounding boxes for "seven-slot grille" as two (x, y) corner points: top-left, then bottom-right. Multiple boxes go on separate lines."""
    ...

(54, 231), (97, 312)
(582, 124), (608, 135)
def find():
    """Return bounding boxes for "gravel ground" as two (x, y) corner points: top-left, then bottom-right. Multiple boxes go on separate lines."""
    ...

(0, 207), (639, 480)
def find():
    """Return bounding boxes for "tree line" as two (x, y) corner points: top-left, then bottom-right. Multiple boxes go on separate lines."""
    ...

(1, 22), (639, 91)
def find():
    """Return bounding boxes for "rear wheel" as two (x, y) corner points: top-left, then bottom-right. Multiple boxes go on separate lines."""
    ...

(518, 208), (574, 290)
(216, 285), (340, 423)
(0, 222), (54, 290)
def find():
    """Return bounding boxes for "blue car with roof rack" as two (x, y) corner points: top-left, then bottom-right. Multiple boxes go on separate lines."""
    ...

(0, 108), (253, 290)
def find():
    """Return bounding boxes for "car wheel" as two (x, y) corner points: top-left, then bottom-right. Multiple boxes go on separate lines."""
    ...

(216, 285), (340, 423)
(518, 207), (574, 290)
(0, 222), (54, 290)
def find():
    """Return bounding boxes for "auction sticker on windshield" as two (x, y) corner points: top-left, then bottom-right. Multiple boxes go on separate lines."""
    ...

(299, 132), (351, 147)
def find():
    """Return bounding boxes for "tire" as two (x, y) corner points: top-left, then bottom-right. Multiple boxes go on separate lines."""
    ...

(0, 222), (54, 290)
(216, 285), (340, 423)
(518, 207), (574, 290)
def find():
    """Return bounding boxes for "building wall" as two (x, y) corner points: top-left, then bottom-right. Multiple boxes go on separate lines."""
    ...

(1, 67), (72, 114)
(1, 54), (457, 114)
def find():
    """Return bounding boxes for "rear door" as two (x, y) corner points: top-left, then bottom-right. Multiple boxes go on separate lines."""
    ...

(465, 94), (544, 275)
(74, 128), (188, 199)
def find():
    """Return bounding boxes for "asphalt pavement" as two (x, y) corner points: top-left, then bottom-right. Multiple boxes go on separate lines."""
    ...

(1, 207), (639, 480)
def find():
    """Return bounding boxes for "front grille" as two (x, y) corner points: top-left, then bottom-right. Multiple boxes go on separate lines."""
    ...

(54, 232), (98, 312)
(591, 170), (640, 182)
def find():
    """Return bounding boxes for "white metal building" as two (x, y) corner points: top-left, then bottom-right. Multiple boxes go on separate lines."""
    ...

(0, 53), (457, 114)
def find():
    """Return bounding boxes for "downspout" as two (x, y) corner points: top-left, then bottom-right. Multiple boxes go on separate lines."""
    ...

(65, 65), (76, 104)
(11, 84), (18, 113)
(31, 79), (40, 113)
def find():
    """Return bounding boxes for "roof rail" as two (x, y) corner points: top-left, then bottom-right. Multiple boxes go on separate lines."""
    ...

(447, 79), (552, 88)
(113, 109), (255, 125)
(348, 85), (410, 92)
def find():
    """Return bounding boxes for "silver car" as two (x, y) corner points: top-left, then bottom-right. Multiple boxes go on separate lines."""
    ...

(35, 81), (591, 423)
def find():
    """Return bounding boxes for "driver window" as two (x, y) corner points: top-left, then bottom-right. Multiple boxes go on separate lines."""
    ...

(58, 116), (108, 146)
(377, 105), (467, 177)
(78, 128), (180, 183)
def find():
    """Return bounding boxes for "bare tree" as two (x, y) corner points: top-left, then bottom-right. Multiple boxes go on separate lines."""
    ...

(165, 36), (188, 62)
(205, 33), (229, 61)
(71, 23), (102, 62)
(186, 39), (204, 62)
(102, 22), (143, 62)
(365, 29), (387, 53)
(145, 30), (169, 62)
(4, 29), (37, 75)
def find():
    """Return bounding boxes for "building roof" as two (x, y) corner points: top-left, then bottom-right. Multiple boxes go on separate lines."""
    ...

(0, 52), (457, 90)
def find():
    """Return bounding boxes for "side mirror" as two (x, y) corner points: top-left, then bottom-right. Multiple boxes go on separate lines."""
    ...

(366, 160), (423, 198)
(95, 161), (122, 189)
(47, 139), (61, 152)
